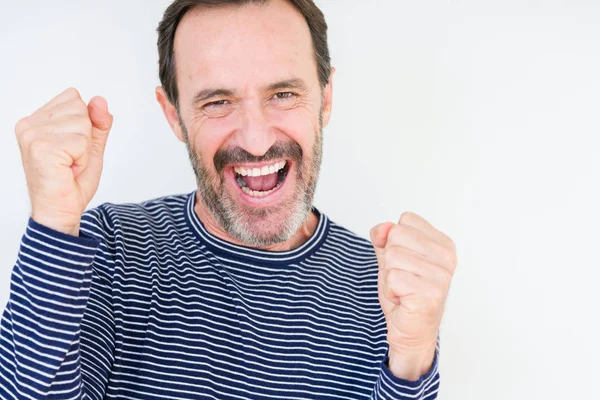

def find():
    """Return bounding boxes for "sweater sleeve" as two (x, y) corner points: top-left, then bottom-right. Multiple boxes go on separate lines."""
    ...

(0, 206), (117, 400)
(370, 343), (440, 400)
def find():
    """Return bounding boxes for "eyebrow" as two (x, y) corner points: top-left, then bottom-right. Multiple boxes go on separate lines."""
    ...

(192, 78), (308, 107)
(192, 89), (235, 107)
(265, 78), (308, 93)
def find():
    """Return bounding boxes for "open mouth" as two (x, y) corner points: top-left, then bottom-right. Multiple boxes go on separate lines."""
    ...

(233, 160), (290, 198)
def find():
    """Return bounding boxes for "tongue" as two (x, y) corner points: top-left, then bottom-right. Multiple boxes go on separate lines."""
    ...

(242, 171), (279, 191)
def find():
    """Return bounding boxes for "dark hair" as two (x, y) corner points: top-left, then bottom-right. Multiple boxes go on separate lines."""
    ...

(157, 0), (331, 110)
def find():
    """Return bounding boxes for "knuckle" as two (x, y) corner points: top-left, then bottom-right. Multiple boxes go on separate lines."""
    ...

(75, 98), (89, 113)
(397, 223), (410, 235)
(65, 98), (89, 116)
(383, 249), (397, 268)
(383, 247), (409, 269)
(399, 211), (417, 225)
(14, 117), (30, 136)
(386, 224), (404, 243)
(65, 87), (81, 99)
(19, 128), (36, 148)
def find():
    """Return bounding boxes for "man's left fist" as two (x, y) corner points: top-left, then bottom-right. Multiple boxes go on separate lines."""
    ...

(370, 212), (457, 381)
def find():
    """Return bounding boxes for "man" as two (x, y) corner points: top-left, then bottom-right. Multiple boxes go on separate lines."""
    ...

(1, 0), (457, 399)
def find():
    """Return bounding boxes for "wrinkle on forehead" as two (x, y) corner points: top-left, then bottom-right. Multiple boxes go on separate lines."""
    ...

(173, 0), (318, 101)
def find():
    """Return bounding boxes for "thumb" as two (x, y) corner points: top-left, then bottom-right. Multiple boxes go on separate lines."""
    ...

(88, 95), (113, 133)
(87, 96), (113, 157)
(370, 222), (395, 264)
(76, 96), (113, 196)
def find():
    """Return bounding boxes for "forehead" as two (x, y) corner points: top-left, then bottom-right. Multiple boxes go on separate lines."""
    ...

(173, 0), (317, 95)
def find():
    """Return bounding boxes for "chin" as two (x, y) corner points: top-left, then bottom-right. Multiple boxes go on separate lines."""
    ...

(224, 195), (311, 247)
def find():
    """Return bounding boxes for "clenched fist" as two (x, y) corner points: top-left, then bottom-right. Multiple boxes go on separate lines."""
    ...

(371, 212), (457, 381)
(14, 88), (113, 236)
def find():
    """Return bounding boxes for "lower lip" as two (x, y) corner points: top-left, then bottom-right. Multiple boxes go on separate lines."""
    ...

(226, 163), (292, 207)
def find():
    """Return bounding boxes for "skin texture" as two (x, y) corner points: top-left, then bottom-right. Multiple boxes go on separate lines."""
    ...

(156, 0), (333, 251)
(15, 0), (457, 383)
(154, 0), (458, 381)
(371, 213), (457, 380)
(15, 88), (113, 236)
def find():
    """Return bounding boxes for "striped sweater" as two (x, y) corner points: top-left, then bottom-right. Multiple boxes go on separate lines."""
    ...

(0, 190), (440, 399)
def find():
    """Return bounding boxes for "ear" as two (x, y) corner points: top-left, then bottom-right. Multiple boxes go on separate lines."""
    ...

(155, 86), (185, 143)
(321, 66), (335, 128)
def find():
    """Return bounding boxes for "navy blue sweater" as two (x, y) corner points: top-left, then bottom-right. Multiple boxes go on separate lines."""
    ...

(0, 190), (439, 399)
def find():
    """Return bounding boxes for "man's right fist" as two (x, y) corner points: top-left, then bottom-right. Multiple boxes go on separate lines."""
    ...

(15, 88), (113, 236)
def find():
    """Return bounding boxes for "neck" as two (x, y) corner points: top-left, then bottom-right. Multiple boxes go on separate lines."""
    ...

(194, 191), (318, 251)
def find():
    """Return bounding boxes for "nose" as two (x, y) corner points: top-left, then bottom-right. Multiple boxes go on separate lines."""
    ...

(234, 101), (276, 157)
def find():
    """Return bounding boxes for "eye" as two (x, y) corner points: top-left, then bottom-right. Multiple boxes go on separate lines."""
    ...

(273, 92), (295, 100)
(202, 99), (235, 118)
(205, 99), (230, 108)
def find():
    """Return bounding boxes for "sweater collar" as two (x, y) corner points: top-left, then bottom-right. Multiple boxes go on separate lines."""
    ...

(183, 190), (329, 265)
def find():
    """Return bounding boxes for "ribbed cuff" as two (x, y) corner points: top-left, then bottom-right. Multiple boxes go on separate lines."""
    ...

(372, 348), (440, 399)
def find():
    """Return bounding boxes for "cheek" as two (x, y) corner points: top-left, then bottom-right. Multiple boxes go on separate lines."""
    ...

(189, 117), (233, 164)
(268, 107), (320, 154)
(189, 105), (321, 162)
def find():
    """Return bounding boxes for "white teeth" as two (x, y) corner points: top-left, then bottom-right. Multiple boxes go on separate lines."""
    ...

(234, 161), (286, 177)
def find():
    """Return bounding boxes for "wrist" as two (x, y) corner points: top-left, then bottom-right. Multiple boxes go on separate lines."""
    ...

(387, 346), (436, 381)
(31, 213), (80, 236)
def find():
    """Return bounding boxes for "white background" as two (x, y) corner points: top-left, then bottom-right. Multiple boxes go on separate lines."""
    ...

(1, 1), (599, 399)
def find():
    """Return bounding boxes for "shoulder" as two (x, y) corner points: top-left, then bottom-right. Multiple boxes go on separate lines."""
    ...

(315, 214), (379, 294)
(320, 213), (377, 263)
(80, 191), (191, 237)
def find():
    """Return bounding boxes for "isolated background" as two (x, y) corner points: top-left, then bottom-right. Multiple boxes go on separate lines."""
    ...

(1, 1), (599, 398)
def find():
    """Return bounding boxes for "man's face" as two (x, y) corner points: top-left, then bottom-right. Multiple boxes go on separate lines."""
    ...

(170, 0), (332, 246)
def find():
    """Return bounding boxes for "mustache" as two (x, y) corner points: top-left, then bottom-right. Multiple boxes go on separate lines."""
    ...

(214, 141), (303, 173)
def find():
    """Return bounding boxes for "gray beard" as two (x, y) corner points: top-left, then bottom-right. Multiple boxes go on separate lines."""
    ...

(179, 113), (323, 247)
